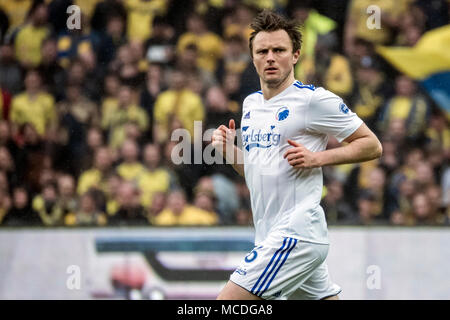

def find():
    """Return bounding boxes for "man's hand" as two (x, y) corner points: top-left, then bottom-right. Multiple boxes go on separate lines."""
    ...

(283, 139), (321, 169)
(211, 119), (244, 176)
(284, 124), (382, 170)
(211, 119), (236, 156)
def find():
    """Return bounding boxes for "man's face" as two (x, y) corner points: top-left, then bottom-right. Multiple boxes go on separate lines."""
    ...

(170, 71), (185, 91)
(168, 192), (186, 214)
(396, 76), (416, 97)
(118, 86), (132, 106)
(252, 30), (299, 88)
(13, 188), (28, 209)
(121, 141), (138, 162)
(58, 176), (74, 197)
(24, 71), (41, 91)
(32, 4), (48, 26)
(143, 145), (160, 167)
(41, 40), (57, 63)
(95, 149), (111, 171)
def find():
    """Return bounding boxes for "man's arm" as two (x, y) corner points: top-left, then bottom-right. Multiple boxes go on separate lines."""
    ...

(284, 123), (382, 169)
(211, 119), (245, 176)
(227, 145), (245, 177)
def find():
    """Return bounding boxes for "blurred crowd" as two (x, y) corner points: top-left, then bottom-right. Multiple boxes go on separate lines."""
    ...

(0, 0), (448, 228)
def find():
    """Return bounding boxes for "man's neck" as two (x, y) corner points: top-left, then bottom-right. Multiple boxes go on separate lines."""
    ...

(261, 73), (295, 100)
(26, 89), (39, 98)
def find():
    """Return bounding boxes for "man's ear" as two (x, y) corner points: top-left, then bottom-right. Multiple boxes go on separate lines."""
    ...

(292, 49), (300, 64)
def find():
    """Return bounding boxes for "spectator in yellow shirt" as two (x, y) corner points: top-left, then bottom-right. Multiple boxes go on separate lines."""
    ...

(78, 163), (122, 218)
(77, 146), (114, 195)
(32, 182), (63, 226)
(153, 69), (204, 144)
(14, 2), (50, 68)
(115, 138), (146, 183)
(153, 189), (218, 226)
(10, 69), (55, 138)
(377, 75), (430, 142)
(103, 83), (148, 150)
(65, 188), (108, 227)
(56, 173), (79, 222)
(193, 189), (220, 220)
(176, 13), (223, 74)
(138, 143), (171, 209)
(100, 72), (120, 129)
(125, 0), (167, 42)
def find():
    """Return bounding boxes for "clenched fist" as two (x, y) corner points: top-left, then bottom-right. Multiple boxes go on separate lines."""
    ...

(211, 119), (236, 156)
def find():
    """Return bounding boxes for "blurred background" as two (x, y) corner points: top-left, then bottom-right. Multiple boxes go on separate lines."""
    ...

(0, 0), (448, 300)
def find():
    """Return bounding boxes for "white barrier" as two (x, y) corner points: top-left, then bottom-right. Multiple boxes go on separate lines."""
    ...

(0, 227), (448, 299)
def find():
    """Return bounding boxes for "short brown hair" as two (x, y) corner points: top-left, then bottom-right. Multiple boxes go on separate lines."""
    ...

(249, 10), (302, 57)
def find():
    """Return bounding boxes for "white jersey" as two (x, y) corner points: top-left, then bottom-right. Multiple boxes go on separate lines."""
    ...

(240, 80), (363, 245)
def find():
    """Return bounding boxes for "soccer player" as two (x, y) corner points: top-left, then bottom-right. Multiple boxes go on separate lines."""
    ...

(212, 10), (382, 300)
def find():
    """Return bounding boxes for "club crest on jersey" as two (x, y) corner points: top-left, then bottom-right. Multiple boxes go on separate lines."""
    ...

(339, 102), (350, 114)
(276, 107), (289, 121)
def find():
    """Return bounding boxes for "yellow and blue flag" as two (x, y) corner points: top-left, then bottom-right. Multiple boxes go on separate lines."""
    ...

(376, 25), (450, 114)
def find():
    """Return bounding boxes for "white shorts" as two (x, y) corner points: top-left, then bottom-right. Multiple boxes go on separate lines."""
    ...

(230, 234), (341, 300)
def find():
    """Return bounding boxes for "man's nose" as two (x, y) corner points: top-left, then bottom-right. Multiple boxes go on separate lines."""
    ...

(266, 50), (275, 62)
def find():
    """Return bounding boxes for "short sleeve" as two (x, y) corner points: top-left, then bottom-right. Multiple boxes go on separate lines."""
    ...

(306, 88), (363, 142)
